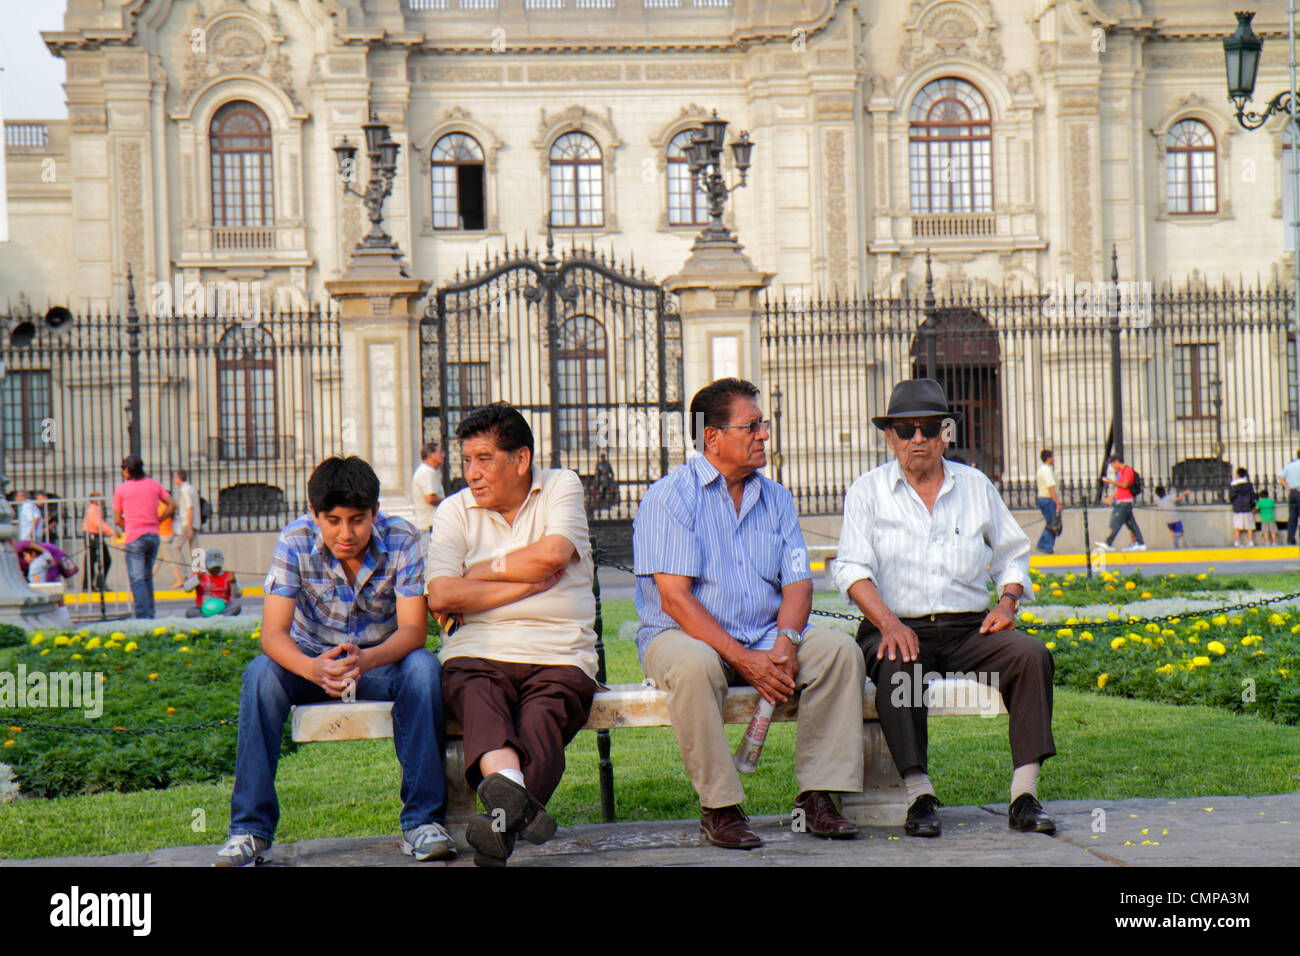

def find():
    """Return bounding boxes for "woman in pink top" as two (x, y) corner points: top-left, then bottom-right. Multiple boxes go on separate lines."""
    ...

(112, 455), (175, 618)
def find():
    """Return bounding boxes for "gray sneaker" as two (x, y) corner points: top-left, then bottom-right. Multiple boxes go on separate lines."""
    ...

(401, 822), (457, 861)
(214, 833), (273, 867)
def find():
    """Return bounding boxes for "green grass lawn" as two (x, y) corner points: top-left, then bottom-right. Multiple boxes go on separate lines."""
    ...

(2, 598), (1299, 859)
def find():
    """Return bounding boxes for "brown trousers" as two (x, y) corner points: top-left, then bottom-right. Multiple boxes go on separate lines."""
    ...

(442, 656), (598, 805)
(857, 611), (1055, 776)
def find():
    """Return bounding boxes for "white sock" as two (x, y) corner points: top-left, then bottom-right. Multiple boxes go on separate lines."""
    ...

(1011, 763), (1040, 801)
(497, 767), (526, 789)
(903, 772), (935, 805)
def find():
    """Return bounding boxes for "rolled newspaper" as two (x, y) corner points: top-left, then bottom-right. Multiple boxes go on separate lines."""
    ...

(733, 696), (776, 774)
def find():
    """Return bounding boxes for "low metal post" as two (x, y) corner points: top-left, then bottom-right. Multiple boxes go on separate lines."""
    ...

(591, 537), (615, 822)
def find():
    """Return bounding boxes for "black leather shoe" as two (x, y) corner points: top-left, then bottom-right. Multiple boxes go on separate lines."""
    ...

(1008, 794), (1056, 834)
(904, 794), (941, 837)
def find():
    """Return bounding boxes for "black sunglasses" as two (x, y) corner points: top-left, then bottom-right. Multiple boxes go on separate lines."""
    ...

(891, 421), (945, 440)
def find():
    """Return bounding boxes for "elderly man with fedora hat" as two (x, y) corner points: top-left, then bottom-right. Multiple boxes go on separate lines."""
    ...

(833, 378), (1056, 837)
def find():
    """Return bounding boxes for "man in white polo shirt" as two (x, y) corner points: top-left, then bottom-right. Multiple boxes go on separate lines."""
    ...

(425, 402), (598, 867)
(410, 443), (446, 540)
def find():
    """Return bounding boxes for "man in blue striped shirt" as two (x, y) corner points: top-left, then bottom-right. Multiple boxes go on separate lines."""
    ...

(215, 456), (451, 866)
(635, 378), (865, 849)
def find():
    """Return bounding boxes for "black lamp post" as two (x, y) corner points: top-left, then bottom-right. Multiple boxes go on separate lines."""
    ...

(1224, 11), (1280, 128)
(333, 109), (410, 274)
(685, 109), (754, 246)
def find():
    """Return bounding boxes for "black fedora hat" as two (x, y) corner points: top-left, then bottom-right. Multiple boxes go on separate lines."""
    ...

(871, 378), (963, 430)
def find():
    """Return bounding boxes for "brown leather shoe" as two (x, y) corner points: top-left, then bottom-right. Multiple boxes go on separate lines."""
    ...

(700, 805), (762, 849)
(794, 790), (860, 839)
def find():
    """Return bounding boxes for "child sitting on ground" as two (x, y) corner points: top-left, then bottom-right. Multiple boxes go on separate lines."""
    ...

(1154, 485), (1190, 549)
(183, 546), (242, 616)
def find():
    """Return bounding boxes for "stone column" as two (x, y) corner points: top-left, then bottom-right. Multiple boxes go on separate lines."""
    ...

(324, 268), (430, 515)
(663, 238), (774, 415)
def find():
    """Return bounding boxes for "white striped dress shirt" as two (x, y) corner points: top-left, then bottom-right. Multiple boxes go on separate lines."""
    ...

(832, 458), (1033, 618)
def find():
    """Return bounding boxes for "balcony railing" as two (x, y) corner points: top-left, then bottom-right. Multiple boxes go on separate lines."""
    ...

(5, 123), (50, 150)
(213, 226), (275, 251)
(911, 212), (997, 239)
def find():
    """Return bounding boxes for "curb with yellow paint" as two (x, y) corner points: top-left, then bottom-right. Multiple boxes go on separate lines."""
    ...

(61, 586), (268, 606)
(808, 546), (1299, 572)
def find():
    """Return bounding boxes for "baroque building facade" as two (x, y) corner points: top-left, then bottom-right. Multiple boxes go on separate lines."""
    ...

(1, 0), (1295, 307)
(1, 0), (1297, 544)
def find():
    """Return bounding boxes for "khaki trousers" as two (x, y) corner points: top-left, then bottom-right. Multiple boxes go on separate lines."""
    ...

(642, 626), (865, 809)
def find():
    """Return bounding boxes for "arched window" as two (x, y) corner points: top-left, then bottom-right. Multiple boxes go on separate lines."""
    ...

(210, 101), (274, 248)
(908, 78), (992, 214)
(556, 314), (607, 451)
(549, 132), (603, 227)
(667, 129), (709, 225)
(217, 325), (278, 460)
(431, 132), (486, 230)
(1165, 119), (1217, 214)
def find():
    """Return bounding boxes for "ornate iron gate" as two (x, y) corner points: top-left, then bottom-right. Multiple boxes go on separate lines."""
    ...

(420, 230), (684, 529)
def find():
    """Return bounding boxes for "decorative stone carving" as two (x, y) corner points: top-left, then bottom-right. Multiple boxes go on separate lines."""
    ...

(645, 63), (730, 80)
(900, 0), (1003, 72)
(825, 129), (849, 292)
(1009, 71), (1032, 96)
(212, 21), (267, 73)
(1067, 125), (1093, 278)
(174, 4), (303, 115)
(528, 65), (621, 82)
(118, 140), (145, 274)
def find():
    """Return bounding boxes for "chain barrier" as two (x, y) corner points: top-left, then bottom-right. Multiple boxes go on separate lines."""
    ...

(589, 556), (1300, 630)
(8, 560), (1298, 737)
(5, 718), (236, 735)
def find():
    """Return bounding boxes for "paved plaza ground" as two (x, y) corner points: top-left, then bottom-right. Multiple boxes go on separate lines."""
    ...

(6, 794), (1297, 868)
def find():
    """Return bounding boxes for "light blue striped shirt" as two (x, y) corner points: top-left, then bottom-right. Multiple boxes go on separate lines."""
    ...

(633, 454), (811, 662)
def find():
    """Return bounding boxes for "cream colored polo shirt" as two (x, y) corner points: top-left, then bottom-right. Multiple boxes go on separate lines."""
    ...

(426, 464), (597, 678)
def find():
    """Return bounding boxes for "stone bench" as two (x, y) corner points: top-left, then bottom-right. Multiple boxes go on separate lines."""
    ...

(290, 677), (1006, 831)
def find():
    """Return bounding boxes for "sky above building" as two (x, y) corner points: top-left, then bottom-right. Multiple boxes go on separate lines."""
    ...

(0, 0), (69, 120)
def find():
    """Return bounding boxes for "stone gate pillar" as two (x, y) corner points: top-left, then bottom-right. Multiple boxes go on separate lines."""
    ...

(664, 237), (774, 416)
(323, 269), (430, 515)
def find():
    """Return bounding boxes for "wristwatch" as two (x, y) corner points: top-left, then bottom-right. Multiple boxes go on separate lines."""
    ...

(998, 591), (1021, 612)
(778, 628), (806, 648)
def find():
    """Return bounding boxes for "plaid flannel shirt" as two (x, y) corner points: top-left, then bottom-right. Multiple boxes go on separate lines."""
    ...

(263, 511), (425, 654)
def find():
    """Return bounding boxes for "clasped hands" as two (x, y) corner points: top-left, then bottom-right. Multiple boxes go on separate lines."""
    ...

(730, 634), (799, 706)
(311, 642), (365, 698)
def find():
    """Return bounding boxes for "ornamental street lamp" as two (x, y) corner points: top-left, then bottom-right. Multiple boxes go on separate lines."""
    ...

(1224, 9), (1300, 343)
(685, 109), (754, 247)
(333, 109), (411, 276)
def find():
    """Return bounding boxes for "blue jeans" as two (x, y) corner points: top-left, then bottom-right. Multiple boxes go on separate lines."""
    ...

(124, 532), (160, 618)
(1036, 498), (1058, 553)
(228, 649), (447, 841)
(1105, 501), (1144, 546)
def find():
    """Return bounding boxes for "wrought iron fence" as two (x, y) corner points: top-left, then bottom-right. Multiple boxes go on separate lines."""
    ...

(762, 279), (1295, 514)
(1, 287), (344, 532)
(421, 232), (685, 527)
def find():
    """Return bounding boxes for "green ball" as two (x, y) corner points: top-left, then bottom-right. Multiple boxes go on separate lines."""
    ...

(201, 597), (228, 617)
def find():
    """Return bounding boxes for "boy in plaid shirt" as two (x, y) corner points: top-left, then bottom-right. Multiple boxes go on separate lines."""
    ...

(214, 456), (451, 866)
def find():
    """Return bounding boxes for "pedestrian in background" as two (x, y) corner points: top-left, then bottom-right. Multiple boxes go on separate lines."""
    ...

(1229, 467), (1255, 547)
(1154, 484), (1190, 549)
(1278, 450), (1300, 545)
(159, 468), (200, 588)
(113, 455), (175, 619)
(15, 490), (40, 542)
(1098, 453), (1145, 552)
(1035, 449), (1062, 555)
(82, 490), (114, 591)
(1256, 486), (1278, 546)
(410, 443), (445, 545)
